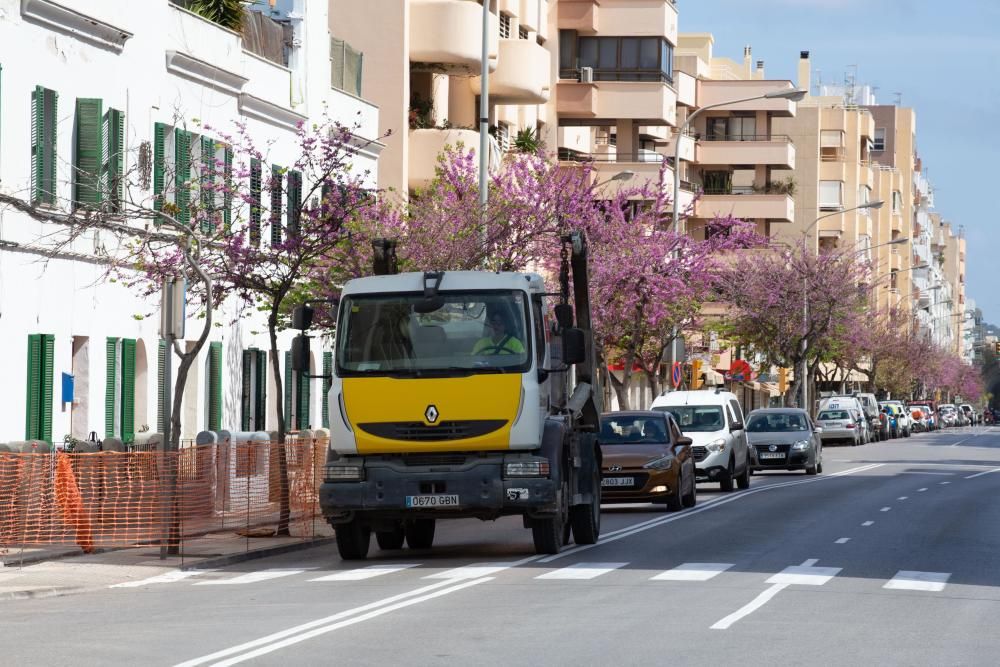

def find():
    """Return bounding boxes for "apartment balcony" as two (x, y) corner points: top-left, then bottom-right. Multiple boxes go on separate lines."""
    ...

(695, 188), (795, 222)
(470, 39), (551, 103)
(410, 0), (498, 75)
(697, 80), (799, 117)
(697, 135), (795, 169)
(557, 0), (678, 42)
(675, 71), (697, 107)
(408, 128), (480, 191)
(556, 81), (677, 125)
(558, 149), (695, 212)
(664, 130), (696, 162)
(819, 158), (846, 182)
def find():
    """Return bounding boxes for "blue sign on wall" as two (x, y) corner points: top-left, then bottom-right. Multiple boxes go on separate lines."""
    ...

(61, 373), (74, 403)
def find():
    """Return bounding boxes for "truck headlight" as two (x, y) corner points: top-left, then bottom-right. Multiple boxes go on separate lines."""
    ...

(706, 438), (727, 453)
(643, 454), (675, 470)
(325, 464), (364, 481)
(791, 440), (810, 451)
(504, 459), (550, 478)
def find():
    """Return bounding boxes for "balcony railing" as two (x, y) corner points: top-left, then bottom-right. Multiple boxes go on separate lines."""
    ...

(559, 68), (673, 84)
(704, 184), (794, 196)
(558, 149), (666, 163)
(702, 134), (791, 143)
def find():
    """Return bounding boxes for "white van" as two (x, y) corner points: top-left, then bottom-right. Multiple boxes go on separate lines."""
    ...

(817, 396), (869, 444)
(650, 390), (751, 491)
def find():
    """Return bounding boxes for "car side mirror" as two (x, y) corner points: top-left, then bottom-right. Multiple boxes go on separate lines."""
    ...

(730, 421), (744, 432)
(675, 436), (693, 447)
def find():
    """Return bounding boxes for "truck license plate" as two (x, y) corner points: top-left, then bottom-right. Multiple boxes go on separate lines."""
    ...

(405, 494), (460, 508)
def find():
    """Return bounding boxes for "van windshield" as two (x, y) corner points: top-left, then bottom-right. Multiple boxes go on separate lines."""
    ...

(655, 406), (725, 432)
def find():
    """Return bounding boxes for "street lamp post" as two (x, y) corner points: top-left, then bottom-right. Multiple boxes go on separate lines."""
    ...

(667, 87), (807, 386)
(797, 200), (885, 411)
(477, 1), (490, 212)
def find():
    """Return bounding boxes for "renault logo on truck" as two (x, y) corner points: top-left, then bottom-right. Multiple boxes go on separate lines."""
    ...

(424, 404), (440, 424)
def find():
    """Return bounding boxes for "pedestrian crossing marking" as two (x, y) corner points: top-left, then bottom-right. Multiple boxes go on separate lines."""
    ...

(111, 569), (215, 588)
(425, 564), (512, 580)
(311, 564), (420, 582)
(193, 569), (306, 586)
(883, 571), (950, 592)
(651, 563), (733, 581)
(766, 563), (841, 586)
(536, 562), (628, 580)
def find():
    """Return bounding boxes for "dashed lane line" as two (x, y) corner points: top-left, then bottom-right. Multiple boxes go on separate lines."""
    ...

(965, 467), (1000, 480)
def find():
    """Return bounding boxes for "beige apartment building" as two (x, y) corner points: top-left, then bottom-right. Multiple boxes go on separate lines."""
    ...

(330, 0), (552, 195)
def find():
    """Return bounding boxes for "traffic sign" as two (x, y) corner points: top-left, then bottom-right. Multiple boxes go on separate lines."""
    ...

(672, 362), (683, 388)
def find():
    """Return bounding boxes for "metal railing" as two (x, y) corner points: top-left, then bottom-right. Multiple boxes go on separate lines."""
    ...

(558, 149), (667, 164)
(559, 68), (673, 84)
(701, 134), (791, 143)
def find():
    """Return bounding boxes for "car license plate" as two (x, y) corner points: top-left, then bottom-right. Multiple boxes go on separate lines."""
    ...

(405, 494), (459, 508)
(759, 452), (784, 459)
(602, 476), (635, 487)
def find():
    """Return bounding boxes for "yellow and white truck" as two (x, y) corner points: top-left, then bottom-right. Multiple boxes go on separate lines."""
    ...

(304, 233), (603, 559)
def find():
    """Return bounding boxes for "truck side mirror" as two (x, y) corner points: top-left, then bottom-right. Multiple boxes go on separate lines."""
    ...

(291, 334), (311, 373)
(561, 328), (585, 365)
(292, 304), (314, 331)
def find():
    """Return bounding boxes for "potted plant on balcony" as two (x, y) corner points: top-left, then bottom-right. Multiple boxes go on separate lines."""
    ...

(409, 93), (434, 130)
(513, 127), (543, 153)
(184, 0), (246, 32)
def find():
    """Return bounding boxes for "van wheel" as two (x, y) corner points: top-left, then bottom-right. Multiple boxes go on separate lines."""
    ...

(736, 459), (751, 489)
(719, 459), (735, 492)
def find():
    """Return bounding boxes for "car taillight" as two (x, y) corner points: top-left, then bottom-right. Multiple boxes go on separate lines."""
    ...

(846, 423), (855, 428)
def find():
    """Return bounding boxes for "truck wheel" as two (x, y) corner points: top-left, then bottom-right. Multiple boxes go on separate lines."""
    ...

(532, 515), (564, 555)
(570, 462), (601, 545)
(335, 519), (371, 561)
(376, 524), (405, 550)
(405, 519), (436, 549)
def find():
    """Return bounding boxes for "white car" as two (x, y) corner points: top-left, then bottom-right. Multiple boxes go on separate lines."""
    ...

(651, 390), (751, 491)
(881, 401), (912, 436)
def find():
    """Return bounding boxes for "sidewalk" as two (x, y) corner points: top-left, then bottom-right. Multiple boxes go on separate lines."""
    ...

(0, 525), (336, 601)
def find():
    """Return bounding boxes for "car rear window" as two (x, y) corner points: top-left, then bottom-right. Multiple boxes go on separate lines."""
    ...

(818, 410), (849, 420)
(600, 416), (668, 445)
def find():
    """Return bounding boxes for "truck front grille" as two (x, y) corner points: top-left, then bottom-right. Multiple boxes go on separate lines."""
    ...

(358, 420), (507, 442)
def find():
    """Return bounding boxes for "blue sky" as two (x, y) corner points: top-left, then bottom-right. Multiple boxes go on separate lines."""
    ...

(678, 0), (1000, 323)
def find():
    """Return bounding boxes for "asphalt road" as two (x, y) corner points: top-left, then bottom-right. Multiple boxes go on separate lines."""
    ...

(5, 425), (1000, 666)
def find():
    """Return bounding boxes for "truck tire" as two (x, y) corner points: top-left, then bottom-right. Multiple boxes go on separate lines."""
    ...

(405, 519), (436, 549)
(570, 450), (601, 545)
(376, 524), (405, 550)
(532, 515), (564, 555)
(336, 519), (371, 560)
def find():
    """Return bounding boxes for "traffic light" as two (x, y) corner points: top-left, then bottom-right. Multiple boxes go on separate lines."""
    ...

(994, 341), (1000, 355)
(778, 367), (788, 393)
(691, 360), (703, 389)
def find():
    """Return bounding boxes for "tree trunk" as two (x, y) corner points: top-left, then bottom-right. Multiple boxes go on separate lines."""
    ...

(267, 308), (291, 536)
(607, 370), (631, 411)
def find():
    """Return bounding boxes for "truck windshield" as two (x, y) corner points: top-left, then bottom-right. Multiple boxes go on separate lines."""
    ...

(336, 290), (532, 376)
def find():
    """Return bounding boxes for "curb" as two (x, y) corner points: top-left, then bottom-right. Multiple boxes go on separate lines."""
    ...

(0, 586), (89, 602)
(2, 546), (115, 569)
(180, 537), (337, 570)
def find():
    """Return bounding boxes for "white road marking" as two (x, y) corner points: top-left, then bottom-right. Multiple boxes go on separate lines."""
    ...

(539, 463), (884, 563)
(426, 564), (521, 580)
(110, 569), (215, 588)
(862, 521), (874, 526)
(950, 435), (978, 447)
(193, 569), (306, 586)
(835, 538), (850, 544)
(918, 488), (928, 492)
(711, 559), (840, 630)
(965, 467), (1000, 479)
(884, 571), (950, 592)
(310, 564), (420, 582)
(536, 562), (627, 580)
(899, 471), (954, 476)
(651, 563), (734, 581)
(939, 481), (950, 485)
(897, 496), (908, 501)
(880, 507), (892, 512)
(175, 577), (492, 667)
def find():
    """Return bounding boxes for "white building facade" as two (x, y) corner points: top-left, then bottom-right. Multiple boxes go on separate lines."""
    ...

(0, 0), (381, 445)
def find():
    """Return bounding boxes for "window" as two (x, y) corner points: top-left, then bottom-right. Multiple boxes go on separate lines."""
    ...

(287, 169), (302, 235)
(577, 36), (673, 83)
(206, 341), (222, 432)
(153, 122), (166, 212)
(873, 128), (886, 151)
(819, 180), (843, 209)
(241, 348), (268, 431)
(157, 340), (167, 433)
(31, 85), (58, 206)
(74, 98), (103, 209)
(105, 337), (136, 443)
(270, 164), (283, 245)
(249, 158), (262, 245)
(859, 185), (872, 214)
(892, 190), (902, 214)
(174, 128), (192, 225)
(558, 30), (577, 78)
(102, 108), (125, 212)
(519, 26), (529, 40)
(820, 130), (845, 161)
(25, 334), (55, 443)
(330, 38), (363, 97)
(499, 13), (511, 39)
(707, 116), (757, 141)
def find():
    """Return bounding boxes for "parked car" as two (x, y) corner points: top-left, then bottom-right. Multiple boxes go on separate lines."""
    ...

(938, 404), (959, 427)
(880, 401), (911, 437)
(598, 411), (697, 511)
(651, 389), (751, 492)
(818, 396), (870, 443)
(960, 404), (978, 425)
(815, 408), (861, 446)
(745, 408), (823, 475)
(853, 393), (884, 442)
(908, 406), (930, 433)
(909, 400), (938, 430)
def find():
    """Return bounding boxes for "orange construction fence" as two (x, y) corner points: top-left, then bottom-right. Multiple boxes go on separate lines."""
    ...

(0, 440), (327, 555)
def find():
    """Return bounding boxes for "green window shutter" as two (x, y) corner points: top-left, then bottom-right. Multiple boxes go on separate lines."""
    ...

(153, 122), (166, 213)
(223, 146), (233, 232)
(298, 366), (311, 430)
(74, 98), (103, 209)
(157, 339), (166, 433)
(105, 337), (118, 438)
(322, 351), (332, 429)
(255, 350), (267, 430)
(208, 341), (222, 431)
(25, 334), (42, 440)
(120, 338), (136, 444)
(249, 157), (262, 245)
(240, 349), (252, 431)
(174, 128), (191, 225)
(287, 169), (302, 236)
(101, 108), (125, 212)
(284, 350), (293, 431)
(39, 334), (55, 444)
(270, 164), (283, 246)
(200, 136), (216, 233)
(31, 86), (58, 206)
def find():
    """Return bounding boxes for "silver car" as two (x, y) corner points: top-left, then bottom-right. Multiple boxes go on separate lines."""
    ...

(746, 408), (823, 475)
(816, 408), (861, 446)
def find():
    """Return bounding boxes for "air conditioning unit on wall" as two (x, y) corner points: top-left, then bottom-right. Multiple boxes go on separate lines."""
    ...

(580, 66), (593, 83)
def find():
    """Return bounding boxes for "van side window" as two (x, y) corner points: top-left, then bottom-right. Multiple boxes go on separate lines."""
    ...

(728, 399), (744, 424)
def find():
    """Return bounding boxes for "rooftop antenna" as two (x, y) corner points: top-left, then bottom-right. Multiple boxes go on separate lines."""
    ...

(893, 92), (902, 106)
(845, 64), (858, 105)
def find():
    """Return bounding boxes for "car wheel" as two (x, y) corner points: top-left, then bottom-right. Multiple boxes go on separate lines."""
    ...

(681, 470), (697, 508)
(375, 524), (405, 550)
(664, 475), (684, 511)
(736, 458), (751, 489)
(904, 428), (911, 438)
(336, 519), (371, 561)
(719, 458), (735, 492)
(805, 455), (818, 475)
(405, 519), (436, 550)
(816, 458), (824, 474)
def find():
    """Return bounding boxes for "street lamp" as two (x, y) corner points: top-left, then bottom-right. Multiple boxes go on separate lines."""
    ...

(666, 87), (807, 385)
(797, 200), (886, 411)
(594, 169), (636, 189)
(477, 2), (491, 212)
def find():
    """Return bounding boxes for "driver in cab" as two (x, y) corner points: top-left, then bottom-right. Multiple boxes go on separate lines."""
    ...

(472, 310), (525, 356)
